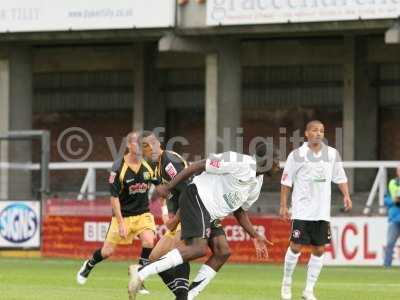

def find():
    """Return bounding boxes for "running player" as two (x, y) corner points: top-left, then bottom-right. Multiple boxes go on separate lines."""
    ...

(280, 120), (352, 300)
(142, 132), (230, 300)
(76, 131), (156, 296)
(128, 144), (275, 300)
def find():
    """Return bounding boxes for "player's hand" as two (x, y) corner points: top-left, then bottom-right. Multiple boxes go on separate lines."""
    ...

(343, 195), (352, 212)
(279, 205), (290, 221)
(155, 184), (170, 198)
(165, 217), (179, 232)
(118, 222), (128, 239)
(253, 234), (274, 260)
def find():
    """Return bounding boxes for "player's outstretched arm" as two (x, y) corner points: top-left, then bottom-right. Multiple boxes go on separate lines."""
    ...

(155, 159), (206, 198)
(233, 208), (273, 259)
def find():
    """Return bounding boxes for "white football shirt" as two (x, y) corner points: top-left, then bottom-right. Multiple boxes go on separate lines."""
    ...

(193, 151), (263, 221)
(281, 142), (347, 221)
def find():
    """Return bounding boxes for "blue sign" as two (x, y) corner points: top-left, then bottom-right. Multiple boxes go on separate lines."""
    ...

(0, 203), (38, 244)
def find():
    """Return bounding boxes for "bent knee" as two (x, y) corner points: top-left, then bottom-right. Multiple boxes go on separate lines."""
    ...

(101, 245), (115, 258)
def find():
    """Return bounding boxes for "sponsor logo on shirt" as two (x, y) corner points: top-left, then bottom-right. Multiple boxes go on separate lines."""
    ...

(209, 159), (221, 168)
(282, 173), (288, 182)
(165, 162), (178, 179)
(129, 183), (149, 195)
(126, 178), (135, 183)
(109, 172), (117, 184)
(223, 191), (242, 209)
(143, 172), (151, 181)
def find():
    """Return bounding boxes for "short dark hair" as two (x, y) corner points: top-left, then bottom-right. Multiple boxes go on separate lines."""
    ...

(306, 120), (324, 131)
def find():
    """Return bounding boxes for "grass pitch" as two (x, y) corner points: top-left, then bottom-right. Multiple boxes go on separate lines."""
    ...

(0, 257), (399, 300)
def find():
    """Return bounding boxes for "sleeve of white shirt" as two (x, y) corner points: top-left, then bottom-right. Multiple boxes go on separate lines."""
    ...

(205, 152), (250, 175)
(242, 176), (263, 211)
(281, 152), (295, 187)
(332, 150), (348, 184)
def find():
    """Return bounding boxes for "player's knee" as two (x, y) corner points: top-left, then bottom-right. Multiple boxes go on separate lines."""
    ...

(194, 243), (208, 257)
(142, 239), (155, 248)
(290, 243), (302, 254)
(101, 245), (115, 258)
(312, 247), (325, 257)
(140, 231), (155, 248)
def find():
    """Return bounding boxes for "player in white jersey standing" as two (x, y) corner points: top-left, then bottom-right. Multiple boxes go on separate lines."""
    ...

(127, 143), (276, 299)
(280, 120), (352, 300)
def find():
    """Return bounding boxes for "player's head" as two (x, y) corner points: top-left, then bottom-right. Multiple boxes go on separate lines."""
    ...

(305, 120), (324, 145)
(126, 131), (140, 156)
(142, 132), (162, 162)
(252, 141), (280, 176)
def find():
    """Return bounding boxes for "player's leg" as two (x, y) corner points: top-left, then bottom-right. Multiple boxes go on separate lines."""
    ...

(129, 184), (211, 299)
(76, 241), (117, 284)
(302, 221), (331, 300)
(189, 223), (230, 299)
(281, 219), (309, 300)
(151, 229), (190, 300)
(136, 214), (156, 295)
(128, 237), (208, 300)
(77, 217), (122, 285)
(149, 231), (181, 262)
(138, 228), (155, 268)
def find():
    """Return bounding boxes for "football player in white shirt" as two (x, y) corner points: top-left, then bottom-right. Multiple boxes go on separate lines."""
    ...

(280, 120), (352, 300)
(127, 143), (276, 300)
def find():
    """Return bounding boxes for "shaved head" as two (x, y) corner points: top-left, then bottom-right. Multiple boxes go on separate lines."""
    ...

(306, 120), (324, 131)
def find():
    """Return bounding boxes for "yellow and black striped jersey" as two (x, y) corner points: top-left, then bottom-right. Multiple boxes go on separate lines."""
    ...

(109, 157), (155, 217)
(155, 150), (188, 214)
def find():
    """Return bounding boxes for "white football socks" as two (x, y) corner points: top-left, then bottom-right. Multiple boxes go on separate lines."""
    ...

(138, 248), (183, 281)
(283, 247), (301, 285)
(305, 254), (324, 293)
(189, 264), (217, 297)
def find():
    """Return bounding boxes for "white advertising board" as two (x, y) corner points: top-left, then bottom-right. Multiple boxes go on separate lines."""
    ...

(207, 1), (400, 26)
(0, 0), (175, 32)
(0, 201), (41, 248)
(326, 217), (399, 266)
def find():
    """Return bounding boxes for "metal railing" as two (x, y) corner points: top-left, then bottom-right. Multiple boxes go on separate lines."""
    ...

(1, 160), (399, 214)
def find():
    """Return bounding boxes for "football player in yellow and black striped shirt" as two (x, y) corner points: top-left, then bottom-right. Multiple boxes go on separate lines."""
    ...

(76, 131), (156, 295)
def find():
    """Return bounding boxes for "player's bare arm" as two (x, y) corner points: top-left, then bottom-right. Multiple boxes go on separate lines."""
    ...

(155, 159), (206, 198)
(110, 196), (127, 238)
(233, 208), (273, 259)
(338, 182), (352, 211)
(280, 185), (291, 221)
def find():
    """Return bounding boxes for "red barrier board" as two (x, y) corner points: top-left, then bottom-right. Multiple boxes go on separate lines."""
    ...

(42, 213), (311, 263)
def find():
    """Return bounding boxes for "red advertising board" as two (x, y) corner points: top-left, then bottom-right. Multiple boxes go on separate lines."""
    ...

(42, 215), (298, 263)
(42, 199), (311, 263)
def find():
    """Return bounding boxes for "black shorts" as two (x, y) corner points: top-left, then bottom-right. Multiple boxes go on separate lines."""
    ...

(179, 184), (212, 240)
(290, 219), (331, 246)
(210, 219), (226, 239)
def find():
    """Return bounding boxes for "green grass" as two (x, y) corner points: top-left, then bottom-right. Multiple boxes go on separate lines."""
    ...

(0, 257), (399, 300)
